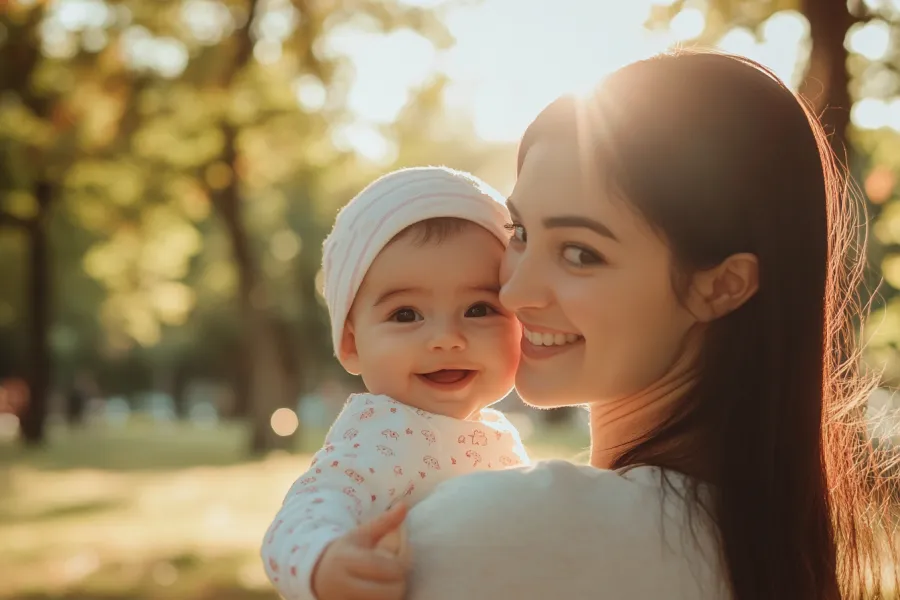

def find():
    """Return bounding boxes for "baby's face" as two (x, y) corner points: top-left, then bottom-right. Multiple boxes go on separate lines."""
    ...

(343, 224), (521, 419)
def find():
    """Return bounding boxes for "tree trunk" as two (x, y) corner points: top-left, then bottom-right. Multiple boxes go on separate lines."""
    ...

(217, 124), (253, 421)
(18, 180), (52, 446)
(212, 0), (297, 453)
(230, 346), (252, 419)
(800, 0), (854, 160)
(248, 316), (295, 454)
(215, 125), (293, 454)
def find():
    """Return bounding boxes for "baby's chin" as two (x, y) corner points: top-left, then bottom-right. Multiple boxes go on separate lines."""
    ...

(374, 375), (514, 419)
(443, 381), (515, 420)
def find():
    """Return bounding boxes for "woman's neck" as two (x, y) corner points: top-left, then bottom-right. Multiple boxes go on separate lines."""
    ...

(587, 380), (695, 469)
(588, 335), (702, 470)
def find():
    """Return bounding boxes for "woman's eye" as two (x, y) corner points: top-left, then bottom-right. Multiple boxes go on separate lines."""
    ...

(504, 223), (527, 243)
(465, 303), (496, 318)
(391, 308), (422, 323)
(562, 245), (604, 267)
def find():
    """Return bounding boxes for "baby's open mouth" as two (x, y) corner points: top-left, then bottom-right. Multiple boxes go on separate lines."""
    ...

(417, 369), (475, 386)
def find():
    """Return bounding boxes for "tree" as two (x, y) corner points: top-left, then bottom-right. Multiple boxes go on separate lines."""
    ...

(1, 0), (204, 442)
(0, 0), (459, 453)
(116, 0), (454, 453)
(2, 1), (73, 444)
(650, 0), (886, 158)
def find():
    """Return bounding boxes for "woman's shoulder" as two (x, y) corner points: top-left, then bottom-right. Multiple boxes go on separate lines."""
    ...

(424, 458), (684, 499)
(410, 459), (688, 526)
(406, 460), (728, 599)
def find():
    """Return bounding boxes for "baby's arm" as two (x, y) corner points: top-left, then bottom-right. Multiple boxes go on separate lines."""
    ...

(311, 503), (409, 600)
(261, 396), (419, 600)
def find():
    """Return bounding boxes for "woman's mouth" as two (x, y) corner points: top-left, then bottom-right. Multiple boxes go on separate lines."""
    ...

(416, 369), (477, 391)
(522, 327), (582, 347)
(521, 326), (584, 360)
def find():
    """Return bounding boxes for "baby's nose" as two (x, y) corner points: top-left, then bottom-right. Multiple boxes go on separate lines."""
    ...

(427, 321), (466, 351)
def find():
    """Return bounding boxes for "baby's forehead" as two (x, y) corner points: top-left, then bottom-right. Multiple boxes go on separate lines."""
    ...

(388, 216), (479, 247)
(359, 225), (504, 299)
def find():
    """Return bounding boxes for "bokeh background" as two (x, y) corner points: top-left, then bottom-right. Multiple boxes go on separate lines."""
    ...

(3, 0), (900, 598)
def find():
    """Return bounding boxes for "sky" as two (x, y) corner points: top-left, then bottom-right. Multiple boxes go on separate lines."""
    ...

(326, 0), (898, 160)
(32, 0), (900, 160)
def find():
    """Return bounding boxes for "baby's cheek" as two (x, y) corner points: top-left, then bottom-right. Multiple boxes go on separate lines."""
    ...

(497, 319), (523, 382)
(360, 367), (392, 396)
(358, 339), (411, 398)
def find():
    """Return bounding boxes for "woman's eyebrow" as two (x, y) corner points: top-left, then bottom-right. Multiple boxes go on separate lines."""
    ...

(543, 215), (618, 242)
(507, 199), (618, 242)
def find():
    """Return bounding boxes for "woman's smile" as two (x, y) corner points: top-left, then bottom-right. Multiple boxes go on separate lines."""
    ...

(519, 322), (585, 360)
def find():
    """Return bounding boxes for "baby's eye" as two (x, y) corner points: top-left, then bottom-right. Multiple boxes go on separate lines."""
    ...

(391, 308), (422, 323)
(465, 303), (497, 318)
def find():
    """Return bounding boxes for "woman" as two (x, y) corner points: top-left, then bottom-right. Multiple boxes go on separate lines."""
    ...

(402, 50), (896, 599)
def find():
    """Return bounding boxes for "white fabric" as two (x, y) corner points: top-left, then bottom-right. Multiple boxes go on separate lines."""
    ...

(260, 393), (530, 600)
(406, 461), (731, 600)
(321, 166), (510, 355)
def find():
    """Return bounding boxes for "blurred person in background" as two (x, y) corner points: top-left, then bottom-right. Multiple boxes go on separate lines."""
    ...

(65, 370), (96, 428)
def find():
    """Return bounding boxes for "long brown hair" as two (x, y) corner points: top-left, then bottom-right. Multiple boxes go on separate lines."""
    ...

(518, 50), (898, 599)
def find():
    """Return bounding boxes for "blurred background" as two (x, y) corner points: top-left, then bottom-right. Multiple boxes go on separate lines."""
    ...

(2, 0), (900, 598)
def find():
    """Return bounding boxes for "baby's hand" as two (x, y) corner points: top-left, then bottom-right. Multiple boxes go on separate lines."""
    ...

(312, 503), (409, 600)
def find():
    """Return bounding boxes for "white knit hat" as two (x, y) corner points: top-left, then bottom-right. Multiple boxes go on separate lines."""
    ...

(321, 166), (510, 357)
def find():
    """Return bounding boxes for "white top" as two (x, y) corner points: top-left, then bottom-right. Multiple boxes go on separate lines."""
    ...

(406, 460), (731, 600)
(261, 393), (530, 600)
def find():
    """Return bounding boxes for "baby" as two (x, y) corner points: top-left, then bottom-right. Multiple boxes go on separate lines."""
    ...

(261, 166), (530, 600)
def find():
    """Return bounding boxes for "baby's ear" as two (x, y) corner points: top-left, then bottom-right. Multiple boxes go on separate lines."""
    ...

(338, 322), (361, 375)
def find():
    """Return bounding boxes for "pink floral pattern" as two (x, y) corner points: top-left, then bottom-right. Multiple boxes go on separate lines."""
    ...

(260, 393), (530, 600)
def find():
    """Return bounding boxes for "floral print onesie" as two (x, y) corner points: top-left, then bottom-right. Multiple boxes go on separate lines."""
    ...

(261, 393), (530, 599)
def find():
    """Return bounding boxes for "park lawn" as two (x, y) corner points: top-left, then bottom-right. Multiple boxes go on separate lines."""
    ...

(0, 420), (589, 600)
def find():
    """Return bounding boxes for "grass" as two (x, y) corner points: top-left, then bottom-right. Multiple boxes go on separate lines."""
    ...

(0, 418), (589, 600)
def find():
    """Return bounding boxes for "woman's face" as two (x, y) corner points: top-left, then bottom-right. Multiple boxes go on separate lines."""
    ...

(500, 139), (699, 407)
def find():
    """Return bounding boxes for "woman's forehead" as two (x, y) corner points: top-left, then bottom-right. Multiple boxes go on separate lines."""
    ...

(512, 141), (618, 218)
(511, 138), (662, 245)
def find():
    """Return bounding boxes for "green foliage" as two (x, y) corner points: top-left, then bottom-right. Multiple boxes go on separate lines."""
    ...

(4, 0), (897, 401)
(645, 0), (801, 43)
(0, 0), (486, 408)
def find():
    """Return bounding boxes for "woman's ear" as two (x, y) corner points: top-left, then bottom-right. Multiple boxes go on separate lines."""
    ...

(685, 253), (759, 323)
(339, 322), (362, 375)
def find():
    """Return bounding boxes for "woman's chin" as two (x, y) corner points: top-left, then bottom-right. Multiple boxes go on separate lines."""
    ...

(514, 370), (583, 409)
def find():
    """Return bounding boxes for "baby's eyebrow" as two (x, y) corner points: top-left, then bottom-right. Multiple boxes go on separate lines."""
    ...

(468, 284), (501, 294)
(373, 287), (421, 307)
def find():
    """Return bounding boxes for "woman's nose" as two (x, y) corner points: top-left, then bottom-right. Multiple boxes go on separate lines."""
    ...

(499, 247), (551, 312)
(427, 319), (466, 351)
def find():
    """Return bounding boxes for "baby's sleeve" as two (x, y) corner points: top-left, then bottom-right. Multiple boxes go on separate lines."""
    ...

(260, 396), (422, 600)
